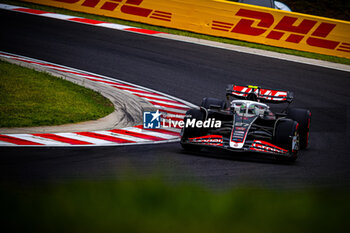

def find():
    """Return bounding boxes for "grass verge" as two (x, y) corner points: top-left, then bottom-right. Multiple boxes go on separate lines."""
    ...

(1, 0), (350, 65)
(0, 60), (114, 127)
(1, 178), (349, 233)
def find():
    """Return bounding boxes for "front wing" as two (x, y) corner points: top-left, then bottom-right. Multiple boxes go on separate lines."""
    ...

(182, 134), (289, 156)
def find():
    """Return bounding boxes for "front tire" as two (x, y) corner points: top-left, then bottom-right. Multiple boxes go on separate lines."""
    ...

(287, 108), (311, 149)
(180, 108), (206, 152)
(274, 119), (300, 161)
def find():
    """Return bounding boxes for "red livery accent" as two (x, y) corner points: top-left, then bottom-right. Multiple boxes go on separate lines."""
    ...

(229, 85), (289, 102)
(250, 140), (288, 154)
(189, 135), (223, 146)
(259, 88), (287, 101)
(254, 140), (287, 151)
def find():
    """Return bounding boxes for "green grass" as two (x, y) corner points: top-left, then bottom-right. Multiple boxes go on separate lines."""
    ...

(1, 178), (349, 233)
(1, 0), (350, 65)
(0, 60), (114, 127)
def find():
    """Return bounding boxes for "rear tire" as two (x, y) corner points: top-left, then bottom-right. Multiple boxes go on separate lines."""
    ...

(287, 108), (311, 149)
(201, 97), (226, 109)
(180, 108), (206, 152)
(274, 119), (300, 161)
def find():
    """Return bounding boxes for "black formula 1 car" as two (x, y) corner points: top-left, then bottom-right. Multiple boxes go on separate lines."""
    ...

(180, 84), (311, 161)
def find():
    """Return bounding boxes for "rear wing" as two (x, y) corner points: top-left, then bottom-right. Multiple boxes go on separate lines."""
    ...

(226, 84), (294, 103)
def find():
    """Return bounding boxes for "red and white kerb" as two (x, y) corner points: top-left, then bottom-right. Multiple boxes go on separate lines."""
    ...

(0, 51), (195, 147)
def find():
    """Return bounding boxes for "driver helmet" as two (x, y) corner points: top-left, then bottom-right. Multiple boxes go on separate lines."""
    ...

(248, 104), (256, 115)
(239, 103), (247, 114)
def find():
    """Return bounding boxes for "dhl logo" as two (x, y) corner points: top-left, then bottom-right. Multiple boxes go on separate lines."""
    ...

(212, 9), (350, 53)
(24, 0), (350, 58)
(54, 0), (172, 21)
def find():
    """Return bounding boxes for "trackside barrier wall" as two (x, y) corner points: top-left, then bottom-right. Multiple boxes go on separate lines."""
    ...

(23, 0), (350, 58)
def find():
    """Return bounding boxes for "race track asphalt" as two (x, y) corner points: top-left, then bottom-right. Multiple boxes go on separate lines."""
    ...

(1, 10), (350, 189)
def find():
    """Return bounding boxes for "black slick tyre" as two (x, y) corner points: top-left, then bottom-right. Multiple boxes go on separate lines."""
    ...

(180, 108), (206, 152)
(287, 108), (311, 149)
(274, 118), (300, 161)
(201, 97), (226, 109)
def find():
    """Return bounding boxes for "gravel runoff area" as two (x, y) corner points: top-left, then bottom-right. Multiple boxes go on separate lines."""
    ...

(0, 57), (156, 134)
